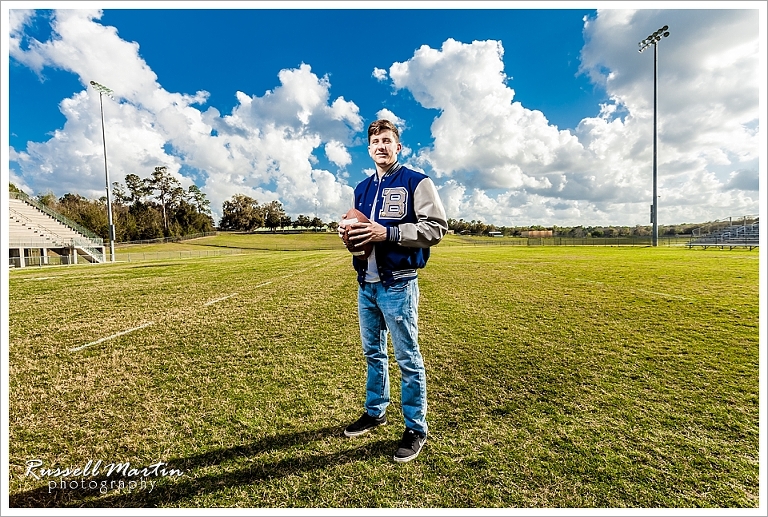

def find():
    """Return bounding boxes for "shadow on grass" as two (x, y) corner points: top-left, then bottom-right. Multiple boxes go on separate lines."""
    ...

(10, 425), (393, 508)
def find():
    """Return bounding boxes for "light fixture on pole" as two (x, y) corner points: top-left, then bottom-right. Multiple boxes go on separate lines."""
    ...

(90, 80), (116, 262)
(638, 25), (669, 247)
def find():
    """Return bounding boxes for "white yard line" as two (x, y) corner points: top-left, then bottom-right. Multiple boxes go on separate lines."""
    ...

(204, 259), (340, 306)
(70, 322), (155, 352)
(574, 278), (605, 285)
(204, 293), (239, 306)
(634, 288), (689, 300)
(205, 279), (276, 305)
(68, 258), (342, 353)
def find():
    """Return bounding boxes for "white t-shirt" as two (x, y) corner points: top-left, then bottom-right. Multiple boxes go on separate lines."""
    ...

(365, 172), (383, 283)
(365, 250), (380, 283)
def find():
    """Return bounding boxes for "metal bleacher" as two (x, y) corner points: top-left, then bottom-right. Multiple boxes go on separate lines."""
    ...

(8, 192), (106, 267)
(687, 217), (759, 250)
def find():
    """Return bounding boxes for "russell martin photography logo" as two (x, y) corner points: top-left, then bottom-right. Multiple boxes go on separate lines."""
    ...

(24, 459), (185, 495)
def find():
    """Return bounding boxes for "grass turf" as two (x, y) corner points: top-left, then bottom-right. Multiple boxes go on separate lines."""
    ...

(6, 236), (760, 508)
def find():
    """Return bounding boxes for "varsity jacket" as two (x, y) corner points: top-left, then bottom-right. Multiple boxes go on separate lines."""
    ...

(352, 162), (448, 287)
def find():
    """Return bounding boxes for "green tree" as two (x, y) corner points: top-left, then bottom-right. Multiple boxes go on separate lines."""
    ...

(112, 181), (130, 206)
(125, 173), (152, 204)
(167, 185), (187, 233)
(447, 218), (470, 234)
(170, 200), (212, 235)
(37, 191), (57, 208)
(148, 166), (182, 233)
(294, 214), (311, 228)
(470, 220), (487, 235)
(58, 192), (85, 210)
(632, 225), (651, 237)
(62, 195), (110, 240)
(129, 202), (164, 240)
(220, 194), (262, 231)
(262, 200), (286, 231)
(187, 185), (211, 215)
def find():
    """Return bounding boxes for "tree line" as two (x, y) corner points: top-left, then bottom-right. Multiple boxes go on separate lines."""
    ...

(10, 168), (333, 242)
(218, 194), (330, 232)
(11, 166), (214, 242)
(447, 218), (706, 238)
(10, 172), (734, 242)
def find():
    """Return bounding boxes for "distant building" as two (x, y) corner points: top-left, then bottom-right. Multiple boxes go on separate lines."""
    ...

(488, 231), (503, 237)
(521, 230), (553, 238)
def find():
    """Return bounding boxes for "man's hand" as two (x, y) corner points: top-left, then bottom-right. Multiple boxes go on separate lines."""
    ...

(347, 221), (387, 246)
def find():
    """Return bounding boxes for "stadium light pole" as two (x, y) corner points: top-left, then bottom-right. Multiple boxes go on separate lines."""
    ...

(90, 80), (116, 262)
(638, 25), (670, 247)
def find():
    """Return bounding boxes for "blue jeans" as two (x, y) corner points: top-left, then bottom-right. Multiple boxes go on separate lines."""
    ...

(358, 279), (427, 436)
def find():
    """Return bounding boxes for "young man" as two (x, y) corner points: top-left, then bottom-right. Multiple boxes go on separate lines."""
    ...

(341, 119), (447, 463)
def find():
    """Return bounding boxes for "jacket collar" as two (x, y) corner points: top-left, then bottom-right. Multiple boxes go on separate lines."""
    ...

(376, 161), (401, 180)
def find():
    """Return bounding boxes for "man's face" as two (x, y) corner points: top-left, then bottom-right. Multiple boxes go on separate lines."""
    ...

(368, 130), (401, 169)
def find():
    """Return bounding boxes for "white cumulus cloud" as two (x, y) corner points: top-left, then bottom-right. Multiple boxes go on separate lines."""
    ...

(372, 67), (388, 81)
(383, 10), (760, 226)
(8, 10), (362, 224)
(325, 140), (352, 168)
(7, 9), (761, 229)
(375, 108), (406, 135)
(389, 39), (573, 193)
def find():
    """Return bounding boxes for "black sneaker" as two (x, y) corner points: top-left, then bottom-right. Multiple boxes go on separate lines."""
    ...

(343, 412), (387, 437)
(393, 428), (427, 463)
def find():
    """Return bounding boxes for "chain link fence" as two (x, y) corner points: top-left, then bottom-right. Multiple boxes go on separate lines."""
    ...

(114, 248), (243, 262)
(9, 247), (243, 268)
(451, 236), (693, 247)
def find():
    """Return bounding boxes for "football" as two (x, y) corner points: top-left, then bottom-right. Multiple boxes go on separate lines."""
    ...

(340, 208), (374, 259)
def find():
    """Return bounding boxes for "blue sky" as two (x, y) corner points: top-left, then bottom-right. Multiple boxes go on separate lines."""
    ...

(4, 3), (764, 227)
(10, 9), (601, 156)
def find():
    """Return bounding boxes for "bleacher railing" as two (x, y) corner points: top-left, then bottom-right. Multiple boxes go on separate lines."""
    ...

(72, 238), (105, 262)
(687, 216), (759, 249)
(9, 248), (241, 268)
(10, 191), (106, 262)
(10, 191), (104, 244)
(690, 216), (759, 239)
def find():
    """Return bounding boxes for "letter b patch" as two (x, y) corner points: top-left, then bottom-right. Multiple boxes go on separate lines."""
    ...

(379, 187), (408, 219)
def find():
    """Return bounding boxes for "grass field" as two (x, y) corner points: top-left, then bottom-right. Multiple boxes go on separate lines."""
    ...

(6, 234), (761, 508)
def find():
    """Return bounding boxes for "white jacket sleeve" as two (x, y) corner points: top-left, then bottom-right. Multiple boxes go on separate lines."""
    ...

(396, 178), (448, 248)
